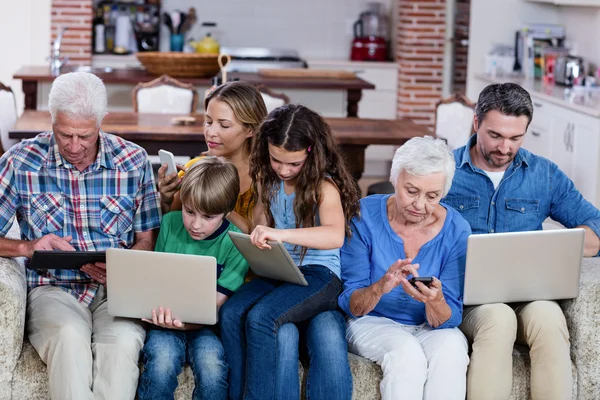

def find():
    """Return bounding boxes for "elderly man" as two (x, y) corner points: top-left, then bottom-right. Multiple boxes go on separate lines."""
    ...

(444, 82), (600, 400)
(0, 72), (161, 399)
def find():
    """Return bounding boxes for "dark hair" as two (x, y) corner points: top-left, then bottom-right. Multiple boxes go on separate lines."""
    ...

(475, 83), (533, 127)
(250, 104), (360, 244)
(204, 81), (268, 154)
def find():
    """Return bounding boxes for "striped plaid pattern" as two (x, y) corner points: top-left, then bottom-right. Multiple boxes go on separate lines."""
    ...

(0, 131), (161, 306)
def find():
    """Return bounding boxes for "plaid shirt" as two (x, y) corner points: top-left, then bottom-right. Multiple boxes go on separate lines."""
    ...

(0, 131), (161, 306)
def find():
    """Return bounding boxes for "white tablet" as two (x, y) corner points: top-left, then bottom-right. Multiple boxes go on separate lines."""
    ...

(227, 231), (308, 286)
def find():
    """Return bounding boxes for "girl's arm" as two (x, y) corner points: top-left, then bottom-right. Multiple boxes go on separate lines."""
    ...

(252, 180), (345, 250)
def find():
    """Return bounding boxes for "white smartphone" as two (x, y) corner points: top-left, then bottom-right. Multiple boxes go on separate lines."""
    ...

(158, 149), (177, 176)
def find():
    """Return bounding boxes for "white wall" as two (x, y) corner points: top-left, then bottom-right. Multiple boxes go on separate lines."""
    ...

(0, 0), (51, 113)
(559, 6), (600, 68)
(160, 0), (393, 60)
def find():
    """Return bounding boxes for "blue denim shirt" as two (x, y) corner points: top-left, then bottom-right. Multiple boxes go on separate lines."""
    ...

(444, 135), (600, 245)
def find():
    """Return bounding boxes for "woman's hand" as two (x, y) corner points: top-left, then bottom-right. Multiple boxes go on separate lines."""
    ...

(157, 164), (182, 208)
(142, 307), (186, 330)
(250, 225), (286, 250)
(401, 276), (444, 304)
(377, 259), (418, 294)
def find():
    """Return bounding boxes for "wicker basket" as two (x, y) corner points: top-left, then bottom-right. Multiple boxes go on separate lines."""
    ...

(136, 52), (220, 78)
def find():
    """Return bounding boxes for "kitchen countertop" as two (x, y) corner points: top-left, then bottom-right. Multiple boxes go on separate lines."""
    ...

(14, 65), (376, 90)
(475, 73), (600, 118)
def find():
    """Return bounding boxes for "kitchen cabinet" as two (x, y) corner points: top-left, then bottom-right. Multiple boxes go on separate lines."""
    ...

(521, 96), (600, 207)
(308, 60), (399, 176)
(522, 99), (554, 159)
(551, 111), (600, 205)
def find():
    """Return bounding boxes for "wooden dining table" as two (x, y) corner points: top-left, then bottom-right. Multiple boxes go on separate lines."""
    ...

(9, 111), (432, 180)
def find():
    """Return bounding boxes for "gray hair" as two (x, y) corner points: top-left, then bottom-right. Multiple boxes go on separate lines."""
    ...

(48, 72), (107, 127)
(389, 136), (456, 197)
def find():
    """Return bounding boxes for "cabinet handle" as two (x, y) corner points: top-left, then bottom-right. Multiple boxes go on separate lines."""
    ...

(533, 102), (543, 108)
(531, 130), (541, 137)
(564, 124), (569, 150)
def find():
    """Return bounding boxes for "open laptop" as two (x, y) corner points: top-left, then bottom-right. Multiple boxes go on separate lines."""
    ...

(106, 248), (217, 324)
(463, 228), (585, 305)
(228, 231), (308, 286)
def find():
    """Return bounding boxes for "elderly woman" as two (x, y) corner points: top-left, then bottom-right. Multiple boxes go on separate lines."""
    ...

(339, 136), (471, 400)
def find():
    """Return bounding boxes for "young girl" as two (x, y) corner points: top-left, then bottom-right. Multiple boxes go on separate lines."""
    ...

(219, 104), (360, 400)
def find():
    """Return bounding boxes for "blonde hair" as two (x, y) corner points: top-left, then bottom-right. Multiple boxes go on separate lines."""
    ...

(179, 156), (240, 215)
(205, 81), (268, 153)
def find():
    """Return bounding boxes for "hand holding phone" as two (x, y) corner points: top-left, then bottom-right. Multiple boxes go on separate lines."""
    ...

(158, 150), (177, 176)
(409, 277), (434, 289)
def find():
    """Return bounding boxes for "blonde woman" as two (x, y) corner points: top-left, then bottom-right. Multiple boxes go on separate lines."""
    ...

(158, 81), (267, 232)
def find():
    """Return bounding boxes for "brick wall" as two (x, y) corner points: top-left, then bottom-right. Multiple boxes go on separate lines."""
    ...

(50, 0), (93, 65)
(396, 0), (447, 127)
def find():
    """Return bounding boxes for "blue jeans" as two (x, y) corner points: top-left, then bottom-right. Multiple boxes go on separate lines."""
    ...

(219, 264), (342, 400)
(276, 310), (352, 400)
(137, 327), (228, 400)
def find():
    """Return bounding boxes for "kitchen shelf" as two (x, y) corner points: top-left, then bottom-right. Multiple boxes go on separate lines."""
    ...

(524, 0), (600, 6)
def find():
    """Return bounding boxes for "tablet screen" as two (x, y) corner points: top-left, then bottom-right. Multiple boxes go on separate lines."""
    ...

(29, 251), (106, 270)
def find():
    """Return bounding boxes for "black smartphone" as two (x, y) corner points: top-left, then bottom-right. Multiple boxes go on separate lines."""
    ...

(409, 277), (434, 289)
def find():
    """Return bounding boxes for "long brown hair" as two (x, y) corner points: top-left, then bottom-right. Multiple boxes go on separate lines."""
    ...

(205, 81), (268, 154)
(250, 104), (360, 239)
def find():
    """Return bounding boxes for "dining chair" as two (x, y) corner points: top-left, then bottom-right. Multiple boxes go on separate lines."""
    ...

(434, 92), (475, 151)
(366, 92), (475, 197)
(132, 75), (198, 171)
(256, 84), (290, 113)
(132, 74), (199, 114)
(0, 82), (19, 155)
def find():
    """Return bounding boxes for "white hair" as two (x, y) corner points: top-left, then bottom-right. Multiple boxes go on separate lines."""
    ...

(389, 136), (456, 197)
(48, 72), (107, 127)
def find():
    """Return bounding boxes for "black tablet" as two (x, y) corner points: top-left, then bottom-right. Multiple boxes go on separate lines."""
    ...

(29, 251), (106, 270)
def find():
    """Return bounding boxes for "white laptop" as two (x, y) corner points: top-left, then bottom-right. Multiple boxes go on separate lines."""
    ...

(106, 248), (217, 324)
(463, 228), (585, 305)
(228, 231), (308, 286)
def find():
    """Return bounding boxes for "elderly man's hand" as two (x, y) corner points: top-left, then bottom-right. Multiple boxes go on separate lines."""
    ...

(81, 262), (107, 286)
(24, 234), (75, 258)
(379, 259), (419, 294)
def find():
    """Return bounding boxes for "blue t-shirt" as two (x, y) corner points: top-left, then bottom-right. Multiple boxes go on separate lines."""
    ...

(271, 181), (341, 277)
(445, 135), (600, 241)
(339, 195), (471, 329)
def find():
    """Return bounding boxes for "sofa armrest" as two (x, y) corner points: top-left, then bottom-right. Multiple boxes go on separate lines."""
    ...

(0, 220), (27, 399)
(560, 257), (600, 399)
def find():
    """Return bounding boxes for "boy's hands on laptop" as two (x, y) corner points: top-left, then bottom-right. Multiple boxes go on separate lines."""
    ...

(81, 262), (107, 286)
(142, 307), (203, 331)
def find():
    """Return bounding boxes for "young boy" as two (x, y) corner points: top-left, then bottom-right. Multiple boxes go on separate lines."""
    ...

(137, 156), (249, 400)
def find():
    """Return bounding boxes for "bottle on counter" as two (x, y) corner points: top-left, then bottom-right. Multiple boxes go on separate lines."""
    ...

(93, 8), (105, 53)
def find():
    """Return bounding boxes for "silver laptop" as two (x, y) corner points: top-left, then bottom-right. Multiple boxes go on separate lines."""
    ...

(228, 231), (308, 286)
(106, 248), (217, 324)
(463, 228), (585, 305)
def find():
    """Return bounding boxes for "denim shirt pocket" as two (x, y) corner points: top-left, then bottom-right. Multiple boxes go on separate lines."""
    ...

(504, 198), (540, 231)
(100, 195), (134, 237)
(443, 196), (480, 217)
(29, 193), (65, 234)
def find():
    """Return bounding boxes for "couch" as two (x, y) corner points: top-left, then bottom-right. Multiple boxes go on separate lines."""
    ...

(1, 220), (599, 399)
